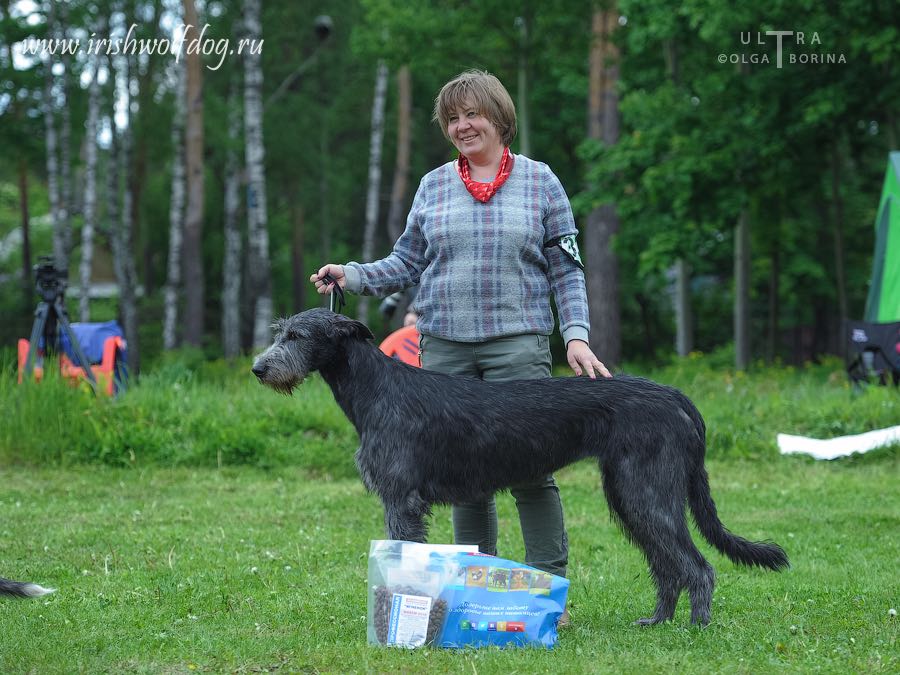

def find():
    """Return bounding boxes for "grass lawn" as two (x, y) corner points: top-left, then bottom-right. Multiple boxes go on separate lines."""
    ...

(0, 453), (896, 673)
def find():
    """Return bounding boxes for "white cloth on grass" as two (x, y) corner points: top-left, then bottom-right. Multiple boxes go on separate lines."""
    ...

(777, 425), (900, 460)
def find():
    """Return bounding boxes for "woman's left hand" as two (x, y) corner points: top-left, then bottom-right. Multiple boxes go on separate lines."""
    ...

(567, 340), (612, 379)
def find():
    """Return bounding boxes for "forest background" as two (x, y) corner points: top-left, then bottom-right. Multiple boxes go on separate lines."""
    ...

(1, 0), (898, 375)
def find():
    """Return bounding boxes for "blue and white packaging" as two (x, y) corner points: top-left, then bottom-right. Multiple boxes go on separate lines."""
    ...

(367, 540), (569, 649)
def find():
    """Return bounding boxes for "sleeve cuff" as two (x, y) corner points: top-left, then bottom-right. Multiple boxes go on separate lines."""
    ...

(562, 326), (589, 346)
(342, 264), (362, 293)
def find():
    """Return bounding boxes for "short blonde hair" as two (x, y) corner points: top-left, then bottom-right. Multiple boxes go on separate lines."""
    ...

(432, 70), (517, 147)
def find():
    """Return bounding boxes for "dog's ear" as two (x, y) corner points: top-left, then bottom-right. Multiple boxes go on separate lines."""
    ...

(326, 316), (375, 341)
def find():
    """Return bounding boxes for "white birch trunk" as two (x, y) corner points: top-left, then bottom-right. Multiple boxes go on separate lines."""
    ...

(113, 54), (140, 373)
(44, 1), (71, 274)
(163, 60), (186, 350)
(222, 83), (243, 358)
(106, 113), (122, 290)
(59, 41), (73, 275)
(182, 1), (206, 347)
(243, 0), (272, 347)
(43, 52), (61, 270)
(79, 53), (101, 322)
(357, 60), (388, 322)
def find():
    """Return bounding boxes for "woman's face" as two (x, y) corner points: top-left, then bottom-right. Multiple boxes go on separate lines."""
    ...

(447, 102), (503, 161)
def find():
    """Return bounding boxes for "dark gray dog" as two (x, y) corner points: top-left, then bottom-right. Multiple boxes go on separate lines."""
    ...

(252, 308), (788, 625)
(0, 577), (54, 598)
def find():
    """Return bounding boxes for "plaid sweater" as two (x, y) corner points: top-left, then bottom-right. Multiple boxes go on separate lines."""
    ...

(344, 153), (590, 345)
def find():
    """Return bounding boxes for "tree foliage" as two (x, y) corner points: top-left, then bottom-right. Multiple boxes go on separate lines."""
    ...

(0, 0), (897, 368)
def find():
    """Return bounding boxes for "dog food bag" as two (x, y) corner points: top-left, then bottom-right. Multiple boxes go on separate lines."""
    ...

(367, 540), (477, 648)
(367, 540), (569, 649)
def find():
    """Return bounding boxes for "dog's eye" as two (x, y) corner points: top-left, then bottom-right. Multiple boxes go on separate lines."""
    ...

(286, 330), (307, 341)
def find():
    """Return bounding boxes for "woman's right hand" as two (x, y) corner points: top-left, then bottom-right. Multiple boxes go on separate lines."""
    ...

(310, 264), (346, 294)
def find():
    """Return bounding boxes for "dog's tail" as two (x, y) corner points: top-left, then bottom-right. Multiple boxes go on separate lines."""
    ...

(0, 577), (56, 598)
(687, 468), (789, 571)
(673, 390), (789, 571)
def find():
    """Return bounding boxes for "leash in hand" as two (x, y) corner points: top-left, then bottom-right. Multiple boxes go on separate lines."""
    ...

(321, 273), (346, 314)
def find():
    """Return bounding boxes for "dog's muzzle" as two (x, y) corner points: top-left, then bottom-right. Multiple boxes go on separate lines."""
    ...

(251, 350), (306, 395)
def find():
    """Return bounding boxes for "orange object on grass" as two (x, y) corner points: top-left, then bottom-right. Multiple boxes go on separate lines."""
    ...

(17, 335), (126, 396)
(379, 325), (421, 367)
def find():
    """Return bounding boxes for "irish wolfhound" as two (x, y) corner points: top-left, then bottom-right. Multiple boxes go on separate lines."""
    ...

(252, 308), (788, 625)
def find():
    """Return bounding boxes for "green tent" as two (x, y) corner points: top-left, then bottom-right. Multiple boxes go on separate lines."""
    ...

(864, 152), (900, 322)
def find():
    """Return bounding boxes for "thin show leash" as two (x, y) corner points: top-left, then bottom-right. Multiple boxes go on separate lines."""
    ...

(320, 273), (346, 314)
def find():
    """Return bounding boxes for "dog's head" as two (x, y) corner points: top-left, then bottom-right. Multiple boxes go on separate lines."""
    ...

(251, 308), (374, 394)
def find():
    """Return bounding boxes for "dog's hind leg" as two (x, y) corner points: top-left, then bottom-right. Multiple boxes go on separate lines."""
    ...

(603, 459), (695, 625)
(383, 490), (431, 543)
(634, 551), (682, 626)
(686, 554), (715, 626)
(603, 477), (681, 623)
(631, 499), (714, 626)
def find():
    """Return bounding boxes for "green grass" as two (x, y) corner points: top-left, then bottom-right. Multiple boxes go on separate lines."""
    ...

(0, 454), (897, 673)
(0, 354), (897, 671)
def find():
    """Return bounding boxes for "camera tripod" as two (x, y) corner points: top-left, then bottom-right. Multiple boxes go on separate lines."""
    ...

(23, 261), (97, 389)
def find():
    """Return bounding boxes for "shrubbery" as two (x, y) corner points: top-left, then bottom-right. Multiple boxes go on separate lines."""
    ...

(1, 355), (358, 477)
(2, 350), (896, 472)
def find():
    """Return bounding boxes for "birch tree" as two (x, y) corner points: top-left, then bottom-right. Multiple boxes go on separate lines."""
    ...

(222, 82), (243, 359)
(58, 3), (73, 275)
(0, 2), (31, 300)
(105, 112), (120, 302)
(243, 0), (272, 348)
(43, 4), (62, 272)
(18, 157), (32, 303)
(584, 5), (622, 368)
(107, 52), (140, 374)
(163, 59), (186, 350)
(79, 47), (102, 322)
(182, 1), (206, 347)
(357, 59), (388, 322)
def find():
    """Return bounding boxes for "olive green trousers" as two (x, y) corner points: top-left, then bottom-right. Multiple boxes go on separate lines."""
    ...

(419, 332), (568, 577)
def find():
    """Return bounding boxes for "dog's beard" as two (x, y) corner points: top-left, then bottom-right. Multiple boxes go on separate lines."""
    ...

(268, 374), (303, 395)
(253, 345), (308, 395)
(255, 365), (305, 395)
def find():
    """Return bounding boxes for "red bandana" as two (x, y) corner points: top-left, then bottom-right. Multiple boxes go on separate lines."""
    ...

(455, 147), (514, 203)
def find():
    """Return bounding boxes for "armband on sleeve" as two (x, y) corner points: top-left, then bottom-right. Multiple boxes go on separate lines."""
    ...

(545, 234), (585, 270)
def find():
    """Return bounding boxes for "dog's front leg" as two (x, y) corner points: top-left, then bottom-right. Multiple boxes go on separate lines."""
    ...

(383, 490), (431, 543)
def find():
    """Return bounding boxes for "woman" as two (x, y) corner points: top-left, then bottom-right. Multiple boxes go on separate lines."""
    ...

(311, 70), (610, 586)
